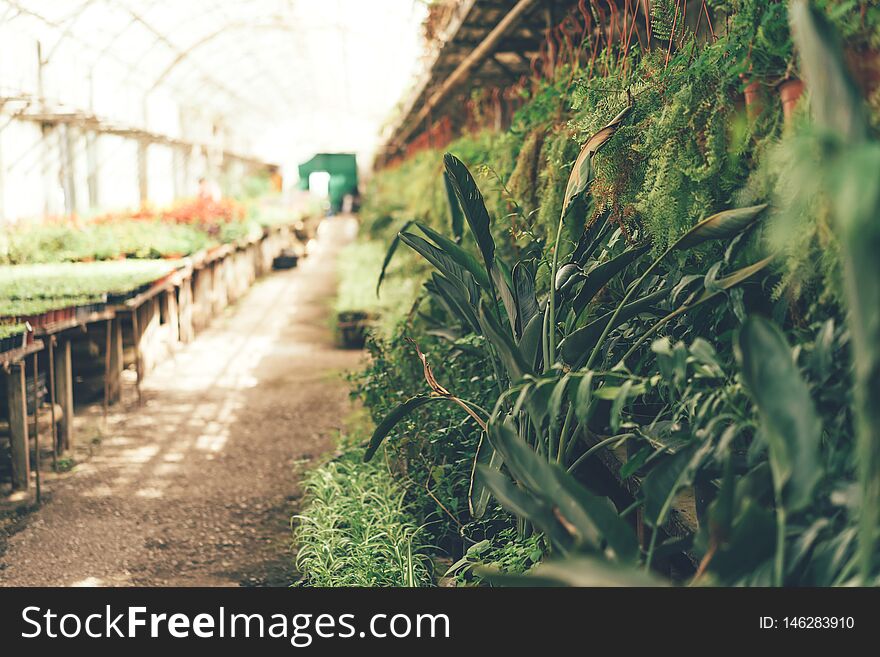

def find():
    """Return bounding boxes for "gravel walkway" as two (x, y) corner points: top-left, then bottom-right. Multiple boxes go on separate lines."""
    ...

(0, 216), (361, 586)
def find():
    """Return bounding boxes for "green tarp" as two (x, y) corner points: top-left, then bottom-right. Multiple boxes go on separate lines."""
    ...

(297, 153), (358, 212)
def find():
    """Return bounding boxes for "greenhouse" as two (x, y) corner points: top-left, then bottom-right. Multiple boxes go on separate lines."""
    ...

(1, 0), (880, 607)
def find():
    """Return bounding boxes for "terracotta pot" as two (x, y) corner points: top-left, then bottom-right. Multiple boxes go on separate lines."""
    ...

(846, 48), (880, 97)
(742, 78), (765, 120)
(779, 78), (805, 123)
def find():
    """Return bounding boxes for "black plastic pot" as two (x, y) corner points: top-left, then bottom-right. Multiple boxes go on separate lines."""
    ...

(336, 311), (378, 349)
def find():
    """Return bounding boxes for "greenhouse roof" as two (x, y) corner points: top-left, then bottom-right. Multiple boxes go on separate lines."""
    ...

(0, 0), (426, 169)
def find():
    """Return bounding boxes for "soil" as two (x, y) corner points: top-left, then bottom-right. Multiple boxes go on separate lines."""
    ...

(0, 216), (363, 586)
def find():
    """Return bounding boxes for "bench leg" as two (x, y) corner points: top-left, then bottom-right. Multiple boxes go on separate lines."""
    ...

(6, 363), (30, 491)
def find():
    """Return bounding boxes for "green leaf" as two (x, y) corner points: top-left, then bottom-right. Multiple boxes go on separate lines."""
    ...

(487, 417), (638, 559)
(790, 0), (879, 582)
(571, 243), (651, 315)
(443, 154), (495, 270)
(642, 441), (713, 527)
(364, 395), (441, 461)
(609, 379), (633, 433)
(674, 204), (768, 251)
(443, 169), (465, 243)
(491, 263), (518, 334)
(512, 261), (539, 336)
(376, 220), (414, 295)
(399, 231), (479, 303)
(477, 300), (531, 381)
(572, 211), (611, 265)
(518, 312), (544, 372)
(562, 104), (633, 216)
(415, 222), (491, 289)
(427, 273), (481, 334)
(546, 466), (640, 561)
(573, 371), (595, 427)
(469, 431), (503, 518)
(736, 316), (822, 512)
(476, 465), (573, 549)
(548, 373), (571, 438)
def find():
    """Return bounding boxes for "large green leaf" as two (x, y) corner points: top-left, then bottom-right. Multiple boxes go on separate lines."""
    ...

(674, 204), (767, 250)
(512, 262), (539, 337)
(573, 371), (595, 427)
(736, 316), (822, 512)
(376, 220), (414, 295)
(399, 231), (479, 303)
(517, 311), (544, 372)
(443, 169), (465, 243)
(562, 104), (633, 216)
(549, 468), (640, 562)
(443, 154), (495, 270)
(488, 417), (638, 559)
(477, 300), (531, 381)
(491, 263), (518, 334)
(571, 243), (651, 315)
(476, 465), (573, 549)
(415, 222), (491, 289)
(427, 273), (481, 334)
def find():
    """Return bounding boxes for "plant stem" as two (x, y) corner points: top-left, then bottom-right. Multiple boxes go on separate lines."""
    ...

(556, 404), (576, 464)
(547, 210), (568, 368)
(542, 303), (552, 373)
(774, 483), (786, 587)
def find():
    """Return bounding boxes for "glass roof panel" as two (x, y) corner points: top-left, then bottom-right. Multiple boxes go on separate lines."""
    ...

(0, 0), (427, 168)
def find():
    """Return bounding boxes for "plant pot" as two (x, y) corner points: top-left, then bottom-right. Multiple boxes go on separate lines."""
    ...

(742, 77), (766, 120)
(778, 78), (805, 123)
(846, 47), (880, 97)
(336, 311), (377, 349)
(272, 249), (299, 270)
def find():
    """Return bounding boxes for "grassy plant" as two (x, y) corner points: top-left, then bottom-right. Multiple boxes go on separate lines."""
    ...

(292, 451), (433, 587)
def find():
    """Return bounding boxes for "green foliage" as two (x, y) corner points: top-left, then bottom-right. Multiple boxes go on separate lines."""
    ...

(353, 331), (504, 549)
(344, 0), (880, 587)
(0, 260), (178, 317)
(292, 450), (433, 587)
(445, 529), (545, 585)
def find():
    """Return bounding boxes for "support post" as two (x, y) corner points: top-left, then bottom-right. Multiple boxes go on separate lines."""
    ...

(108, 317), (124, 404)
(178, 276), (194, 343)
(53, 338), (74, 452)
(5, 363), (30, 491)
(164, 288), (180, 347)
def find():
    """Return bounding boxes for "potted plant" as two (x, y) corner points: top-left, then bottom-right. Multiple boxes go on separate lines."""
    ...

(779, 77), (805, 119)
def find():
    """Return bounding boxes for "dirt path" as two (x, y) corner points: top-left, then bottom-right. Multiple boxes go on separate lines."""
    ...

(0, 216), (362, 586)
